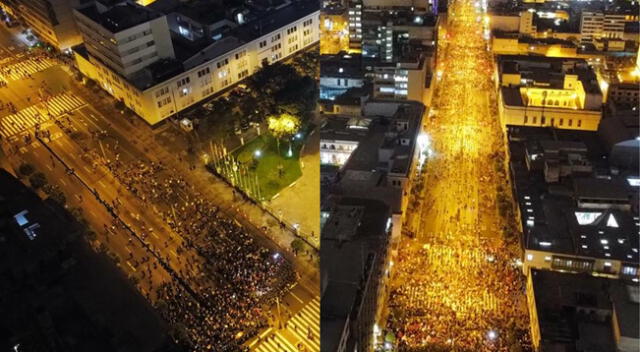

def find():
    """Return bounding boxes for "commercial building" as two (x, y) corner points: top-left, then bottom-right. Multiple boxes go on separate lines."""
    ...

(73, 0), (319, 125)
(371, 47), (434, 102)
(507, 126), (639, 281)
(527, 269), (639, 352)
(0, 0), (84, 50)
(497, 55), (603, 131)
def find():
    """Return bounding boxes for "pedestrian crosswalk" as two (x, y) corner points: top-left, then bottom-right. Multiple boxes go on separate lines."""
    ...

(250, 296), (320, 352)
(286, 297), (320, 352)
(0, 93), (85, 138)
(44, 93), (85, 117)
(0, 105), (45, 138)
(252, 329), (299, 352)
(0, 56), (57, 81)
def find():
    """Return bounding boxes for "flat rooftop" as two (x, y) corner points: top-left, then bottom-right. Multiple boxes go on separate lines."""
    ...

(321, 197), (391, 352)
(531, 269), (617, 352)
(78, 2), (163, 33)
(507, 126), (639, 263)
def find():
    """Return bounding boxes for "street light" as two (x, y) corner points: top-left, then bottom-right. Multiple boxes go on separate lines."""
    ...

(254, 149), (262, 158)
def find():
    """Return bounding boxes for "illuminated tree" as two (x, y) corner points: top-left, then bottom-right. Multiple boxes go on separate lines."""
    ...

(267, 113), (300, 156)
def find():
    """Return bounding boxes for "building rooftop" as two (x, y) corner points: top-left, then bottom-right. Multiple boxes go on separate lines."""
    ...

(531, 269), (618, 352)
(507, 126), (639, 263)
(320, 53), (364, 78)
(78, 2), (163, 33)
(321, 197), (391, 352)
(78, 0), (318, 91)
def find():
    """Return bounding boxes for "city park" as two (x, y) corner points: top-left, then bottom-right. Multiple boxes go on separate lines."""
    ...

(193, 51), (318, 202)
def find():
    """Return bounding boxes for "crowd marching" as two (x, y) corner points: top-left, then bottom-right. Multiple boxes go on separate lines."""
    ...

(385, 0), (532, 351)
(105, 158), (296, 351)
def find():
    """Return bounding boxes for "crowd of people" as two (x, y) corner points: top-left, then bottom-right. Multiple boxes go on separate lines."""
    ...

(105, 158), (296, 351)
(385, 1), (532, 351)
(387, 242), (531, 351)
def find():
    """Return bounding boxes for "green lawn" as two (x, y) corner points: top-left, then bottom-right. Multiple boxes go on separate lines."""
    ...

(232, 134), (303, 200)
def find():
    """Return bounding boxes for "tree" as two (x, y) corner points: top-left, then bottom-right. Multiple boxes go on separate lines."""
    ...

(29, 172), (47, 189)
(267, 113), (300, 156)
(18, 163), (35, 177)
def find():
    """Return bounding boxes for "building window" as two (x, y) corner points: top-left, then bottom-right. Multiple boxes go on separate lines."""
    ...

(303, 19), (313, 27)
(177, 77), (190, 87)
(271, 34), (281, 42)
(568, 119), (573, 127)
(523, 115), (528, 124)
(577, 120), (582, 127)
(532, 116), (537, 124)
(559, 118), (563, 126)
(197, 67), (210, 77)
(238, 69), (249, 80)
(541, 116), (546, 125)
(259, 40), (267, 48)
(216, 59), (229, 68)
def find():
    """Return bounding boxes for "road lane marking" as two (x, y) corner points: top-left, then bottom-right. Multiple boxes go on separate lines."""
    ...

(289, 291), (304, 304)
(59, 179), (66, 186)
(126, 261), (137, 272)
(170, 249), (177, 257)
(83, 166), (92, 174)
(151, 232), (159, 239)
(46, 164), (52, 171)
(98, 180), (106, 188)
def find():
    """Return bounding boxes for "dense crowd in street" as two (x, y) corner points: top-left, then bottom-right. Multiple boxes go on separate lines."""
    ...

(105, 159), (296, 350)
(385, 0), (532, 351)
(387, 242), (531, 351)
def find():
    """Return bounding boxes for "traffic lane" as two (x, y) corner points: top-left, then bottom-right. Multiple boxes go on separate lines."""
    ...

(19, 140), (173, 299)
(41, 126), (215, 291)
(19, 142), (157, 288)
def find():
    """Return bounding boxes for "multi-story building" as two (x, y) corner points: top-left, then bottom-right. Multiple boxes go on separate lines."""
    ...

(497, 55), (603, 131)
(73, 0), (319, 125)
(73, 2), (175, 79)
(370, 48), (433, 102)
(507, 126), (639, 281)
(0, 0), (85, 50)
(347, 0), (362, 50)
(320, 53), (365, 100)
(580, 11), (626, 44)
(527, 269), (639, 352)
(321, 198), (392, 352)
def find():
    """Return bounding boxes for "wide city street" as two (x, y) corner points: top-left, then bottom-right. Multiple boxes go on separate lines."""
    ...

(0, 22), (319, 352)
(384, 0), (532, 351)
